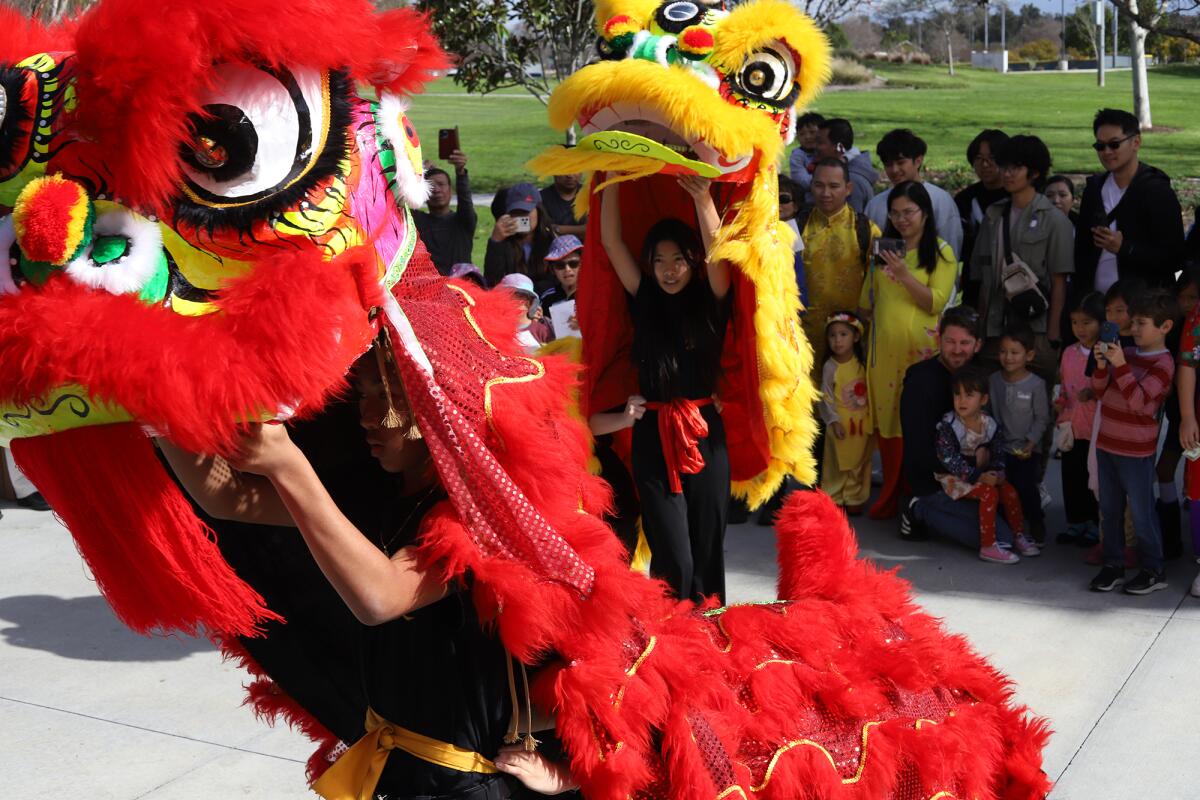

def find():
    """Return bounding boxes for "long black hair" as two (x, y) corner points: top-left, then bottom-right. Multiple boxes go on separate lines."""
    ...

(882, 180), (940, 272)
(632, 218), (723, 399)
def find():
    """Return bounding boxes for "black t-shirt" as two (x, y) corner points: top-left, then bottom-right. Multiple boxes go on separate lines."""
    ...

(540, 185), (578, 228)
(364, 490), (512, 798)
(630, 278), (727, 402)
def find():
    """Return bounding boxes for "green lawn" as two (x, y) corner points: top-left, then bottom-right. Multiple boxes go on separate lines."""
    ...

(405, 65), (1200, 264)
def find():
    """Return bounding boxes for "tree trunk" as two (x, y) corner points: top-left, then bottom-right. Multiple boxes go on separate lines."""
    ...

(1128, 11), (1153, 128)
(946, 28), (955, 75)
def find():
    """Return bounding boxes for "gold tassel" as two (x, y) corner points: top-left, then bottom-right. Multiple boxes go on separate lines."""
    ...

(373, 329), (404, 430)
(504, 651), (521, 745)
(520, 661), (540, 752)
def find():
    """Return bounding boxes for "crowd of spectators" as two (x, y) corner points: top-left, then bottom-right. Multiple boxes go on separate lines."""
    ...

(411, 107), (1200, 602)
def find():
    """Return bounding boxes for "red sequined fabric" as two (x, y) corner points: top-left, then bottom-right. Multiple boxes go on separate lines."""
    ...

(386, 248), (595, 595)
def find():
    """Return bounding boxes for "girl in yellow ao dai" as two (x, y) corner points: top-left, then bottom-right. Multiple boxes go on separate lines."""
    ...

(856, 182), (959, 519)
(819, 312), (873, 512)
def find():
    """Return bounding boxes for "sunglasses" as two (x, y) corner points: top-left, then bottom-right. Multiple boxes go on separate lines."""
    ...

(1092, 134), (1135, 152)
(553, 258), (581, 270)
(779, 194), (793, 204)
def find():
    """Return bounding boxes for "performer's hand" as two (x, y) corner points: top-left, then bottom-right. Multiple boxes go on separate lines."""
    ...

(676, 174), (712, 201)
(831, 421), (846, 440)
(494, 745), (578, 794)
(624, 395), (647, 426)
(229, 422), (302, 477)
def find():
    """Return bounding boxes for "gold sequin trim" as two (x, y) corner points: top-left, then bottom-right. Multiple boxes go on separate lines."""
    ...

(613, 635), (657, 708)
(446, 284), (547, 441)
(749, 720), (883, 791)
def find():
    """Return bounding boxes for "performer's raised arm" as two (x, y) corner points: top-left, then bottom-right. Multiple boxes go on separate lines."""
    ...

(600, 181), (643, 295)
(231, 421), (449, 625)
(678, 174), (730, 300)
(157, 438), (295, 527)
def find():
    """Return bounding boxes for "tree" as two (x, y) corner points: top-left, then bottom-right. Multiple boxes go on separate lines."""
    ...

(14, 0), (94, 20)
(414, 1), (596, 115)
(1110, 0), (1200, 46)
(790, 0), (878, 26)
(842, 14), (884, 52)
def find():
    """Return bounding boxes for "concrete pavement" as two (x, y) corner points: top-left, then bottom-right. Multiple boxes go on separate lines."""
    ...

(3, 458), (1199, 798)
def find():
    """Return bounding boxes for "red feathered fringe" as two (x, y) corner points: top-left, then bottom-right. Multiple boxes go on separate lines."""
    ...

(218, 636), (340, 785)
(0, 245), (379, 456)
(11, 423), (280, 637)
(67, 0), (448, 213)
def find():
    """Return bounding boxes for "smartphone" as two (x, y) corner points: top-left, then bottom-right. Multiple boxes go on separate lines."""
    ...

(512, 215), (532, 233)
(438, 127), (459, 160)
(873, 237), (905, 257)
(1090, 208), (1110, 231)
(1099, 321), (1120, 344)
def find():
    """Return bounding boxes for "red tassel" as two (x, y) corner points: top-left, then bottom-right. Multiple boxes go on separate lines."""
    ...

(11, 423), (281, 637)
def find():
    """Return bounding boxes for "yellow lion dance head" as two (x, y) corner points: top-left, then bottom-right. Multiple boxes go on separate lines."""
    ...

(532, 0), (831, 505)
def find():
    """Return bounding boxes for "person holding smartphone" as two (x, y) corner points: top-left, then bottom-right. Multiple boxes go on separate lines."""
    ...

(412, 131), (477, 276)
(857, 181), (960, 520)
(1072, 108), (1184, 301)
(485, 182), (555, 292)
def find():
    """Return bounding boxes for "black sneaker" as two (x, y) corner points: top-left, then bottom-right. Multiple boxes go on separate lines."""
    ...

(1123, 569), (1168, 595)
(1089, 566), (1126, 592)
(899, 497), (927, 541)
(17, 492), (51, 511)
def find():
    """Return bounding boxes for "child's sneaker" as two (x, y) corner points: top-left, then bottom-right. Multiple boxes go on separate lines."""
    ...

(1089, 565), (1125, 592)
(1123, 569), (1168, 595)
(979, 545), (1020, 564)
(1079, 521), (1100, 547)
(1013, 534), (1041, 557)
(1057, 523), (1090, 545)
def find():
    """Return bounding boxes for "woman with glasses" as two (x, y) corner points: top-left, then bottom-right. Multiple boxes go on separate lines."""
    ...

(858, 181), (959, 519)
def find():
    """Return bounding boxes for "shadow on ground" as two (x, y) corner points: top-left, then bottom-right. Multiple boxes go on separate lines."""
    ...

(0, 594), (211, 662)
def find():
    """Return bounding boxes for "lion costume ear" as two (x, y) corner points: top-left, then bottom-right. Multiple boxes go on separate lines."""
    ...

(354, 8), (450, 96)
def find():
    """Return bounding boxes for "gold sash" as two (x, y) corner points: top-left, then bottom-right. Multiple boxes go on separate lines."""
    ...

(313, 707), (498, 800)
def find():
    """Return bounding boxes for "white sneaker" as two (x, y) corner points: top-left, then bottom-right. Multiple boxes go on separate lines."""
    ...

(1014, 534), (1041, 557)
(1191, 571), (1200, 598)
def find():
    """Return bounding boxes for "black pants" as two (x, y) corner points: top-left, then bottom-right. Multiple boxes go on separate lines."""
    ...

(1061, 439), (1099, 524)
(1006, 453), (1043, 527)
(632, 405), (729, 604)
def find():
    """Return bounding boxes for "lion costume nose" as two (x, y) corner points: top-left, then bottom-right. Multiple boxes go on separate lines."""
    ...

(12, 174), (96, 267)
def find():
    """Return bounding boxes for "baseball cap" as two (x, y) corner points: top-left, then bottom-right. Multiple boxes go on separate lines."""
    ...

(497, 273), (539, 303)
(449, 262), (487, 288)
(505, 182), (539, 214)
(544, 235), (583, 262)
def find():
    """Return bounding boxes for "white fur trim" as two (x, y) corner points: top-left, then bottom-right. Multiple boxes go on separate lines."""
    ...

(64, 210), (163, 296)
(654, 35), (677, 67)
(628, 31), (652, 60)
(378, 92), (431, 209)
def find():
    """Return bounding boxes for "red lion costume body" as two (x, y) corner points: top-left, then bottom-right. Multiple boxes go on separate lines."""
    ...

(0, 1), (1049, 797)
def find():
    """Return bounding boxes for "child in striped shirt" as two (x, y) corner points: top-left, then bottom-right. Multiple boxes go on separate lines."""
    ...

(1088, 288), (1177, 596)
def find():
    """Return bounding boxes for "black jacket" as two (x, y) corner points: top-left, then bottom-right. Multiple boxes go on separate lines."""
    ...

(900, 356), (956, 498)
(1073, 162), (1184, 298)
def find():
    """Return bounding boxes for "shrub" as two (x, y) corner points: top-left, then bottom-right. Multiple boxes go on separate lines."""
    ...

(1017, 38), (1060, 62)
(829, 56), (874, 85)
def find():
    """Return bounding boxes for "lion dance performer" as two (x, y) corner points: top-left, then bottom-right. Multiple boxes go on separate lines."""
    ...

(0, 0), (1050, 798)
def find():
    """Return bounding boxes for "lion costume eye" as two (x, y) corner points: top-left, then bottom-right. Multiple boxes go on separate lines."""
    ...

(733, 45), (798, 109)
(174, 64), (351, 231)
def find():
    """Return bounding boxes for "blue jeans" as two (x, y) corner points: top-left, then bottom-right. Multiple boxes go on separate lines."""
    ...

(914, 492), (1015, 549)
(1096, 449), (1163, 574)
